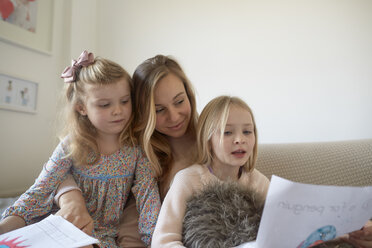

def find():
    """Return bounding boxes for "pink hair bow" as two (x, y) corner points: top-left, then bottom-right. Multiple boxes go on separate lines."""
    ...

(61, 50), (95, 83)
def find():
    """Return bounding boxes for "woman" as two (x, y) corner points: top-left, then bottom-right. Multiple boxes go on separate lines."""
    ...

(55, 55), (372, 248)
(55, 55), (199, 247)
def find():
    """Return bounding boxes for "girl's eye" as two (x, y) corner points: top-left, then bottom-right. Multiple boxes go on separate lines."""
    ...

(243, 130), (253, 135)
(121, 100), (129, 104)
(99, 103), (110, 108)
(224, 131), (232, 135)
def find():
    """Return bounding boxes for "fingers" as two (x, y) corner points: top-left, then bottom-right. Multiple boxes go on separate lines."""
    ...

(343, 225), (372, 248)
(81, 219), (94, 235)
(55, 208), (94, 234)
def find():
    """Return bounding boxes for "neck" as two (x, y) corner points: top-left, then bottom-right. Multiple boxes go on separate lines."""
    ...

(97, 133), (120, 155)
(166, 131), (196, 162)
(209, 161), (241, 182)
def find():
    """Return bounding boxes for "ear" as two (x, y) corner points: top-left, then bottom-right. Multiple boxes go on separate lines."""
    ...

(75, 103), (87, 116)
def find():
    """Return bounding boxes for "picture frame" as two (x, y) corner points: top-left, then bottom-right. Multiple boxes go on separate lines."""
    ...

(0, 0), (54, 55)
(0, 73), (38, 114)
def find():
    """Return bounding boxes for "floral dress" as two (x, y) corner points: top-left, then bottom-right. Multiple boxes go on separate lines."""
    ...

(2, 138), (161, 247)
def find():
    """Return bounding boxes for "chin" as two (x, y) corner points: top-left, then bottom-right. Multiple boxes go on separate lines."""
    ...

(167, 128), (188, 138)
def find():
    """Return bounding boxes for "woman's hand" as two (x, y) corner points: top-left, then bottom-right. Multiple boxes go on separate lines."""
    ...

(0, 215), (26, 234)
(55, 189), (94, 235)
(342, 220), (372, 248)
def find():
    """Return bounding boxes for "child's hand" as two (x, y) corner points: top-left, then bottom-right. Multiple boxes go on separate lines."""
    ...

(55, 190), (94, 235)
(341, 220), (372, 248)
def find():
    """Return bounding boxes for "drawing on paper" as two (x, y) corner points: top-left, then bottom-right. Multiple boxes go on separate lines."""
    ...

(0, 237), (29, 248)
(297, 225), (337, 248)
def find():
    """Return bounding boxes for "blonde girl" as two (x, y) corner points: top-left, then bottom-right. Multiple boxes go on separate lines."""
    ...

(151, 95), (270, 247)
(53, 55), (199, 247)
(0, 51), (161, 248)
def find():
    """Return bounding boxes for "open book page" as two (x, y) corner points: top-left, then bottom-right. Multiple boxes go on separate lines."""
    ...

(0, 214), (99, 248)
(255, 175), (372, 248)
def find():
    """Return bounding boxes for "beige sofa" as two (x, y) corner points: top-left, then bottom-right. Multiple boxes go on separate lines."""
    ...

(256, 138), (372, 186)
(1, 139), (371, 215)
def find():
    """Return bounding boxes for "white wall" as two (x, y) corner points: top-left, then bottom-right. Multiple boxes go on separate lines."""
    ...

(1, 0), (371, 195)
(0, 0), (73, 195)
(96, 0), (372, 143)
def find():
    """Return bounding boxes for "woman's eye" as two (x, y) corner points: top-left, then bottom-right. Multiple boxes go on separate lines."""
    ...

(156, 108), (164, 113)
(243, 130), (252, 135)
(121, 100), (128, 104)
(224, 131), (232, 135)
(175, 99), (184, 105)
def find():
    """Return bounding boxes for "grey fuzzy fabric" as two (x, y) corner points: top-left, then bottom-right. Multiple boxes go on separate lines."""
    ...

(182, 181), (264, 248)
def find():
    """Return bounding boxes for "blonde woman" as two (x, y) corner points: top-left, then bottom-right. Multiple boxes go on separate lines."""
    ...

(54, 55), (199, 247)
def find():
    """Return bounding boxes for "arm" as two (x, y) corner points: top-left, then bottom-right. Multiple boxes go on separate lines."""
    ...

(0, 215), (25, 234)
(131, 150), (162, 247)
(54, 174), (94, 235)
(151, 170), (195, 248)
(1, 140), (72, 227)
(117, 194), (146, 247)
(341, 219), (372, 248)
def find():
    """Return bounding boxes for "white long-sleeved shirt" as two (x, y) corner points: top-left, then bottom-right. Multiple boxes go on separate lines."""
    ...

(151, 163), (270, 248)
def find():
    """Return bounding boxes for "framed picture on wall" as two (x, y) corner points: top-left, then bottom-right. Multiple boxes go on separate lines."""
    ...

(0, 73), (38, 114)
(0, 0), (54, 54)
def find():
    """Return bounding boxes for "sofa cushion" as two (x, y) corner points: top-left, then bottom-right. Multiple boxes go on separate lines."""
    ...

(256, 139), (372, 186)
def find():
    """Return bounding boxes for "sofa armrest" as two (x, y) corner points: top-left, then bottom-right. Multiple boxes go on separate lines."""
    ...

(256, 139), (372, 186)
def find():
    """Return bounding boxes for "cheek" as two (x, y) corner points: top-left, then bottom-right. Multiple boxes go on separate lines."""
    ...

(184, 100), (192, 116)
(247, 136), (256, 152)
(155, 115), (165, 131)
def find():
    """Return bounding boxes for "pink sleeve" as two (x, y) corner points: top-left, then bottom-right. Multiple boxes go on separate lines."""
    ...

(53, 173), (81, 206)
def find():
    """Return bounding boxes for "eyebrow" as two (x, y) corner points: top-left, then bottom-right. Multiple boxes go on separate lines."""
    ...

(155, 92), (185, 106)
(226, 123), (253, 126)
(94, 94), (130, 101)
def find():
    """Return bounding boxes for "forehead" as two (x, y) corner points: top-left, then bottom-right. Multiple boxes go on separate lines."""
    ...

(84, 78), (130, 99)
(154, 73), (186, 103)
(226, 105), (253, 125)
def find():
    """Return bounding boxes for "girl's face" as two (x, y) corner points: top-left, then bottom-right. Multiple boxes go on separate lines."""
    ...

(210, 105), (255, 170)
(78, 78), (132, 139)
(154, 73), (191, 138)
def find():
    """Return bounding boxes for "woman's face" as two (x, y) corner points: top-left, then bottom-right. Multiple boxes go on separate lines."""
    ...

(154, 73), (191, 138)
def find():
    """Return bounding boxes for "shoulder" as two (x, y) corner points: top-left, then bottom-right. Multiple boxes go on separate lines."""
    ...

(120, 145), (146, 159)
(170, 164), (211, 193)
(175, 164), (208, 181)
(241, 168), (270, 197)
(51, 137), (71, 157)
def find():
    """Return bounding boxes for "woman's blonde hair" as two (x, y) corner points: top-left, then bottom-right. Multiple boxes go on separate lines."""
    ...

(60, 57), (134, 166)
(133, 55), (198, 180)
(196, 96), (258, 172)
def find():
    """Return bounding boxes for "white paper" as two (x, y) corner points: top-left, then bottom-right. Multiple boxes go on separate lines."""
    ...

(0, 214), (99, 248)
(234, 240), (257, 248)
(256, 175), (372, 248)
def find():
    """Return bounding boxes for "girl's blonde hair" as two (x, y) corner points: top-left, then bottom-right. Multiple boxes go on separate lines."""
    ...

(60, 57), (134, 166)
(196, 96), (258, 172)
(133, 55), (198, 180)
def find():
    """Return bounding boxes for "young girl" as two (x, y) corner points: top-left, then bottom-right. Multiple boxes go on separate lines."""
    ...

(151, 95), (270, 247)
(53, 54), (199, 247)
(0, 51), (161, 247)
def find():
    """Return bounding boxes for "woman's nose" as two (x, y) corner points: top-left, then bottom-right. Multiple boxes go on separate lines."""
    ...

(167, 107), (179, 122)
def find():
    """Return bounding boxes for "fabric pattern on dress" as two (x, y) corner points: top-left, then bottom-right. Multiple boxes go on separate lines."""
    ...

(2, 138), (161, 247)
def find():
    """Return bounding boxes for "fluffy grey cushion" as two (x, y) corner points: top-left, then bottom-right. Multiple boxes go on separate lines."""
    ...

(182, 181), (264, 248)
